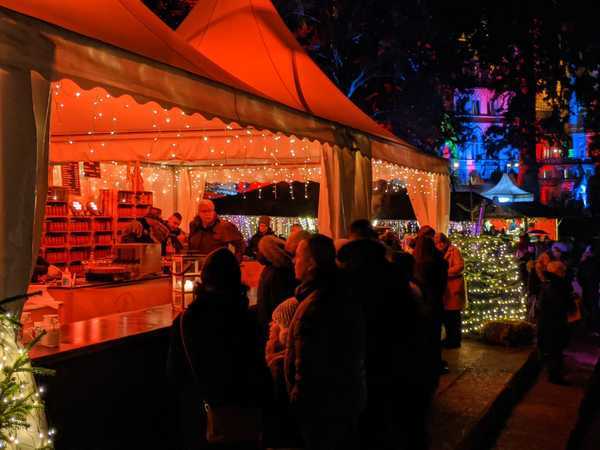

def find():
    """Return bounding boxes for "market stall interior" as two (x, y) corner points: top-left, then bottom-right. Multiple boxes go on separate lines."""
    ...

(1, 0), (450, 329)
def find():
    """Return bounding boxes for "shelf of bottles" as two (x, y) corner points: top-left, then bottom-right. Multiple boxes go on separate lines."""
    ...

(41, 188), (153, 271)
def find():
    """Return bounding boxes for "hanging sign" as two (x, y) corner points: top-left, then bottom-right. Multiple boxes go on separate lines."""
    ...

(83, 162), (101, 178)
(61, 162), (81, 196)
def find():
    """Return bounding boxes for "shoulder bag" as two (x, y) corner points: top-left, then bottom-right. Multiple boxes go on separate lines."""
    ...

(179, 311), (262, 444)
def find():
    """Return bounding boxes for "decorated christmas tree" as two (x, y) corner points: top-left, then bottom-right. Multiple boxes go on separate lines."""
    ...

(451, 234), (528, 334)
(0, 313), (55, 449)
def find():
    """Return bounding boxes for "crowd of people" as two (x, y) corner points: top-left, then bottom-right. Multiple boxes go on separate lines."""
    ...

(517, 234), (600, 385)
(166, 201), (467, 450)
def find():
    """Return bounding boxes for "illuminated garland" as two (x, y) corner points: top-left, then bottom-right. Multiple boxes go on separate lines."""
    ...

(220, 215), (318, 240)
(0, 314), (55, 449)
(451, 234), (527, 334)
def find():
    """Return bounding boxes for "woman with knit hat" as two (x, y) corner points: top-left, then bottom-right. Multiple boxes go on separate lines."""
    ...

(263, 299), (303, 450)
(167, 248), (264, 449)
(284, 229), (311, 257)
(536, 260), (576, 385)
(256, 236), (297, 342)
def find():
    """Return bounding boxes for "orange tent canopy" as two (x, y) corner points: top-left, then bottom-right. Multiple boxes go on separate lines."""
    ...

(0, 0), (253, 92)
(177, 0), (395, 142)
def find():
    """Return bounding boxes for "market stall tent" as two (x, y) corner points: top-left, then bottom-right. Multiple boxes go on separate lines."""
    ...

(0, 0), (450, 308)
(176, 0), (449, 232)
(482, 174), (534, 203)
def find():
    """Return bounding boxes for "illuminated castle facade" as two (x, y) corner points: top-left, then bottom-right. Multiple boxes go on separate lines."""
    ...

(443, 87), (595, 207)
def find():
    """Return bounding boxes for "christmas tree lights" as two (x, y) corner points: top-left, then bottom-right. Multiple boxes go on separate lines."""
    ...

(451, 234), (527, 334)
(0, 314), (55, 449)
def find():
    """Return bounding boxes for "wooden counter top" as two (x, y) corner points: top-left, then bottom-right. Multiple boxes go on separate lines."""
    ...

(30, 304), (177, 364)
(29, 260), (265, 364)
(46, 273), (169, 290)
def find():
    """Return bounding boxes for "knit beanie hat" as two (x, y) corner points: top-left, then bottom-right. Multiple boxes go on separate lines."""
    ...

(271, 298), (299, 328)
(258, 235), (292, 268)
(259, 216), (271, 227)
(285, 230), (312, 255)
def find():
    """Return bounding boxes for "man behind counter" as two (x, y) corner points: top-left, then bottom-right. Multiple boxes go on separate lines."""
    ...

(121, 207), (169, 245)
(188, 200), (245, 261)
(163, 212), (187, 255)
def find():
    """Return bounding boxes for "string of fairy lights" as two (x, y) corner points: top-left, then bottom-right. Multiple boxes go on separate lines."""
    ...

(371, 159), (442, 198)
(221, 215), (318, 240)
(50, 79), (445, 207)
(50, 80), (321, 191)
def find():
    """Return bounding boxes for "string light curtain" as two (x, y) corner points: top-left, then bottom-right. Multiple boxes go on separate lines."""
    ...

(177, 168), (204, 229)
(372, 159), (450, 233)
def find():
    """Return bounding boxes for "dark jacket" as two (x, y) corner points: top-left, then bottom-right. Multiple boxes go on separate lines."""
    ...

(536, 274), (574, 354)
(414, 255), (448, 321)
(188, 217), (245, 260)
(167, 285), (261, 406)
(578, 255), (600, 304)
(414, 252), (448, 390)
(161, 227), (185, 255)
(256, 263), (296, 340)
(338, 241), (422, 385)
(263, 326), (303, 447)
(285, 271), (367, 418)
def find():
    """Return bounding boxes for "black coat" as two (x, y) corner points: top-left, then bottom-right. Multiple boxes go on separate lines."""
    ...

(167, 286), (263, 406)
(285, 271), (367, 419)
(344, 260), (422, 384)
(414, 256), (448, 321)
(536, 275), (574, 354)
(578, 256), (600, 304)
(256, 263), (297, 338)
(414, 255), (448, 390)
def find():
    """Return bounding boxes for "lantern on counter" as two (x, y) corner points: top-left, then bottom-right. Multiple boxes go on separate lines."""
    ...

(171, 253), (206, 310)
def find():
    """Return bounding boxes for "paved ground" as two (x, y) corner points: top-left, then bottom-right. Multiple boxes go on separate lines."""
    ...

(431, 339), (536, 450)
(491, 333), (600, 450)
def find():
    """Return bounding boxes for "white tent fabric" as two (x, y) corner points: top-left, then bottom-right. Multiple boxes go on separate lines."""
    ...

(482, 174), (534, 203)
(317, 145), (356, 238)
(0, 63), (52, 450)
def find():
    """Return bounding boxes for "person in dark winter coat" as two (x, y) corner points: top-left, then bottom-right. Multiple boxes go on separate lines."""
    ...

(337, 239), (428, 450)
(167, 248), (264, 449)
(414, 234), (449, 380)
(536, 260), (575, 385)
(577, 242), (600, 333)
(256, 236), (297, 342)
(263, 298), (303, 450)
(247, 216), (275, 258)
(285, 235), (366, 450)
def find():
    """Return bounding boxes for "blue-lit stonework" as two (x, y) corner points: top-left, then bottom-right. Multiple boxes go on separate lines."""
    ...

(445, 88), (595, 206)
(442, 88), (519, 185)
